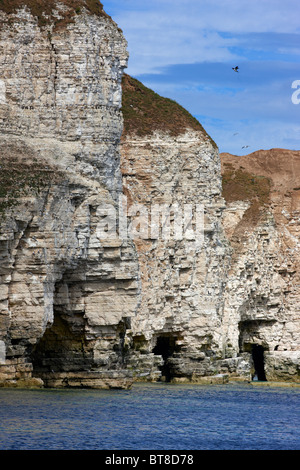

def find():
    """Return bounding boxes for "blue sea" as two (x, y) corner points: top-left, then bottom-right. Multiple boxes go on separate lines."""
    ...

(0, 382), (299, 450)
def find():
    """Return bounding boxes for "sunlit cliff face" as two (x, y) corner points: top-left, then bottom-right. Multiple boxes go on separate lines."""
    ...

(0, 2), (299, 389)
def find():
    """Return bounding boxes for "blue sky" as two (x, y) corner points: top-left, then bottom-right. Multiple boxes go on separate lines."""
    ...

(103, 0), (300, 154)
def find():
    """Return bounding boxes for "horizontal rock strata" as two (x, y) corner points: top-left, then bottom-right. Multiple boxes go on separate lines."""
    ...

(221, 149), (300, 382)
(120, 75), (243, 383)
(0, 3), (298, 388)
(0, 2), (139, 389)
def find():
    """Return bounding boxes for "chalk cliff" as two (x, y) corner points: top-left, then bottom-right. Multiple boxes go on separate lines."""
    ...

(0, 1), (140, 389)
(120, 75), (232, 383)
(120, 79), (300, 384)
(221, 149), (300, 382)
(0, 2), (298, 388)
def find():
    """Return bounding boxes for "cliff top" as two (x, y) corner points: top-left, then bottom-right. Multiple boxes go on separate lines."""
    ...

(0, 0), (109, 28)
(221, 148), (300, 194)
(220, 148), (300, 231)
(121, 74), (217, 147)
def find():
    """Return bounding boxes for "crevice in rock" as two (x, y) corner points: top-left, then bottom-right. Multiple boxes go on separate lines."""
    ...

(238, 319), (270, 381)
(48, 32), (58, 106)
(251, 344), (267, 381)
(114, 316), (132, 365)
(152, 334), (180, 382)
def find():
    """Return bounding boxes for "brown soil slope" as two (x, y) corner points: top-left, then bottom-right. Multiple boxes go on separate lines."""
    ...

(221, 148), (300, 232)
(221, 148), (300, 195)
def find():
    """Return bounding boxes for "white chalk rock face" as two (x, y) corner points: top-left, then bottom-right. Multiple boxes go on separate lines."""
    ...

(0, 2), (139, 389)
(0, 3), (298, 388)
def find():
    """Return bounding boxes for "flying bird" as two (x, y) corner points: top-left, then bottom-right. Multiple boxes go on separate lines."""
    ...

(232, 66), (239, 72)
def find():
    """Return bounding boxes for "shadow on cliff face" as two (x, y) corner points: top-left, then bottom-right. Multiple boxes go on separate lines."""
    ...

(30, 313), (93, 377)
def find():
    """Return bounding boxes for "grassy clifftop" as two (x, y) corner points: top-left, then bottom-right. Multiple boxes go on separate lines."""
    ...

(122, 74), (217, 147)
(0, 0), (108, 28)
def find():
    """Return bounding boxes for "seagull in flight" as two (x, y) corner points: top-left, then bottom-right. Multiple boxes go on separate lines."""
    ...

(232, 66), (239, 72)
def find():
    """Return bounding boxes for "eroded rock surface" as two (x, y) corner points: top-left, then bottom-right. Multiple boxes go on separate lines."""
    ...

(120, 76), (300, 384)
(221, 149), (300, 382)
(0, 3), (298, 388)
(120, 76), (234, 383)
(0, 2), (139, 389)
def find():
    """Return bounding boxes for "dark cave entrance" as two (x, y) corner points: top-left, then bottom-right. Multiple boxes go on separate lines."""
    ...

(238, 320), (269, 382)
(30, 277), (95, 384)
(30, 310), (91, 380)
(152, 335), (177, 382)
(252, 344), (267, 381)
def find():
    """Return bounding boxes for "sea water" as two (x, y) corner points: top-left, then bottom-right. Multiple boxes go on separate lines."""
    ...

(0, 382), (299, 450)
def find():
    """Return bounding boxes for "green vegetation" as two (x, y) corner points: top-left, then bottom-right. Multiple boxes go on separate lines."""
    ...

(0, 0), (107, 29)
(122, 74), (217, 147)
